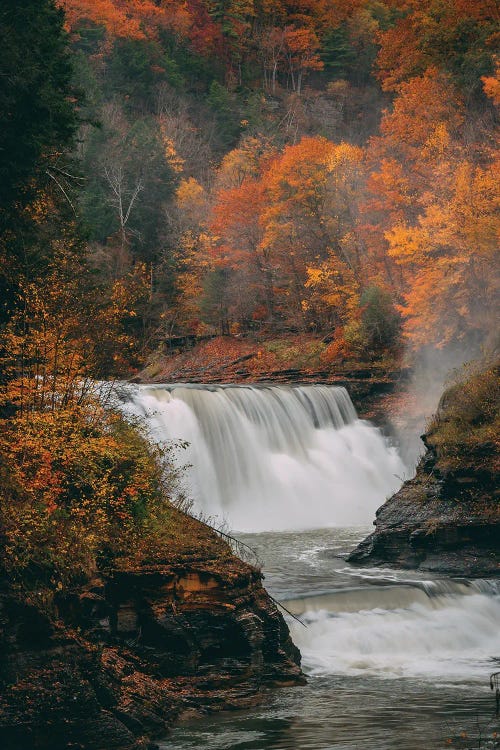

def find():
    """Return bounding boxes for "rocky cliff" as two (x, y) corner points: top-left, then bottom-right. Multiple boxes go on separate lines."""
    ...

(348, 360), (500, 576)
(0, 512), (304, 750)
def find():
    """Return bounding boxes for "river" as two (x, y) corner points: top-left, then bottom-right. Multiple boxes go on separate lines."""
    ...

(162, 527), (500, 750)
(119, 383), (500, 750)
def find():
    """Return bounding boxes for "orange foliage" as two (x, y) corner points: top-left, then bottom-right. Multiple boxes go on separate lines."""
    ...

(387, 159), (500, 348)
(283, 27), (323, 92)
(376, 0), (499, 92)
(379, 69), (464, 157)
(483, 58), (500, 106)
(61, 0), (190, 41)
(184, 0), (225, 58)
(211, 178), (266, 266)
(57, 0), (498, 356)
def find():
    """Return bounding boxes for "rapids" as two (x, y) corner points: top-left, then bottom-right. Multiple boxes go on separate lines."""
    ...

(118, 382), (499, 748)
(163, 528), (500, 750)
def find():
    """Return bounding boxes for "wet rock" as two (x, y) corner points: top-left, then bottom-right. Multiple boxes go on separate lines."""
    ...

(348, 440), (500, 577)
(0, 556), (304, 749)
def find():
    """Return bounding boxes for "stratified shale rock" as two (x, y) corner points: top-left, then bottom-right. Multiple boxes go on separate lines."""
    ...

(349, 363), (500, 576)
(347, 470), (500, 576)
(0, 547), (304, 750)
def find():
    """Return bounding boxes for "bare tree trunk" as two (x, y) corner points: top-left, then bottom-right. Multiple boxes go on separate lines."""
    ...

(297, 69), (303, 95)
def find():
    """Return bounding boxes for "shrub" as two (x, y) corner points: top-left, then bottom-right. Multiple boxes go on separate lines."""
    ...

(0, 276), (190, 595)
(426, 358), (500, 469)
(0, 400), (180, 590)
(344, 286), (401, 361)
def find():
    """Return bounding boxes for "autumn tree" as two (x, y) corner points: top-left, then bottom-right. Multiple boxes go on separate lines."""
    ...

(376, 0), (499, 99)
(386, 158), (500, 349)
(258, 137), (365, 329)
(360, 68), (467, 294)
(167, 177), (212, 335)
(46, 0), (499, 365)
(283, 27), (323, 93)
(61, 0), (191, 43)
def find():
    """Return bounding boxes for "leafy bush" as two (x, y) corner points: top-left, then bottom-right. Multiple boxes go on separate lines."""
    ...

(0, 278), (183, 592)
(426, 358), (500, 469)
(0, 401), (180, 590)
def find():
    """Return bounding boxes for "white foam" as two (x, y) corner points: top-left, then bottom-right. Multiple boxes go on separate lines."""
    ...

(122, 384), (405, 532)
(290, 588), (500, 681)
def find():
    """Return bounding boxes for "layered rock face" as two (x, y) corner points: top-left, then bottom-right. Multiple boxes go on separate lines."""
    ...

(349, 364), (499, 576)
(347, 468), (500, 576)
(0, 555), (303, 750)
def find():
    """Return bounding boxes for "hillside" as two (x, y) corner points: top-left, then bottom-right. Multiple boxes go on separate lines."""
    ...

(3, 0), (496, 377)
(0, 2), (499, 746)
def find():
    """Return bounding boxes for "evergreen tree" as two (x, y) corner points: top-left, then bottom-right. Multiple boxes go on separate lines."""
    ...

(0, 0), (77, 222)
(0, 0), (79, 322)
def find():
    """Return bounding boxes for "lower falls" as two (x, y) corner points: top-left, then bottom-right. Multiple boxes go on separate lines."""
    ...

(116, 382), (499, 750)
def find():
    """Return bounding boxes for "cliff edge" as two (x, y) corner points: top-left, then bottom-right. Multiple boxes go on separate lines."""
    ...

(348, 359), (499, 576)
(0, 509), (304, 750)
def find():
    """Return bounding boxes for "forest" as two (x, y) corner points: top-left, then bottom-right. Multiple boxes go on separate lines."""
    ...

(0, 0), (498, 585)
(0, 3), (499, 749)
(0, 0), (497, 584)
(2, 0), (498, 381)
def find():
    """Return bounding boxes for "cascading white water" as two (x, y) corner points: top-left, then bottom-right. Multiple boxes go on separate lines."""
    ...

(120, 383), (405, 532)
(287, 579), (500, 681)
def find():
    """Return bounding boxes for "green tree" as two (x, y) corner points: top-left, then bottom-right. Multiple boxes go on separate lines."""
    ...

(207, 81), (241, 148)
(344, 286), (401, 360)
(321, 24), (356, 80)
(0, 0), (77, 218)
(107, 38), (182, 112)
(0, 0), (79, 322)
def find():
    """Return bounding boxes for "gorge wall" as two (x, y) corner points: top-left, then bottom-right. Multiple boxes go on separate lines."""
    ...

(0, 511), (303, 750)
(349, 361), (500, 576)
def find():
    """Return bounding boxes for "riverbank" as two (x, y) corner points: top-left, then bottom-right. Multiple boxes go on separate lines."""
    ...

(349, 359), (500, 576)
(0, 508), (304, 750)
(137, 334), (410, 421)
(164, 527), (500, 750)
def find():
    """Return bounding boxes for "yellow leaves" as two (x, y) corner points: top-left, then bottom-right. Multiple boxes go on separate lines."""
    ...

(421, 122), (451, 161)
(161, 135), (184, 174)
(386, 158), (500, 349)
(199, 134), (368, 329)
(176, 177), (206, 209)
(327, 142), (363, 174)
(305, 267), (324, 287)
(217, 137), (267, 188)
(260, 136), (360, 250)
(305, 257), (359, 313)
(386, 219), (435, 265)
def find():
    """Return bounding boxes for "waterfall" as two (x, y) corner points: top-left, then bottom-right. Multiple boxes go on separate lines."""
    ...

(120, 383), (405, 532)
(287, 580), (500, 681)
